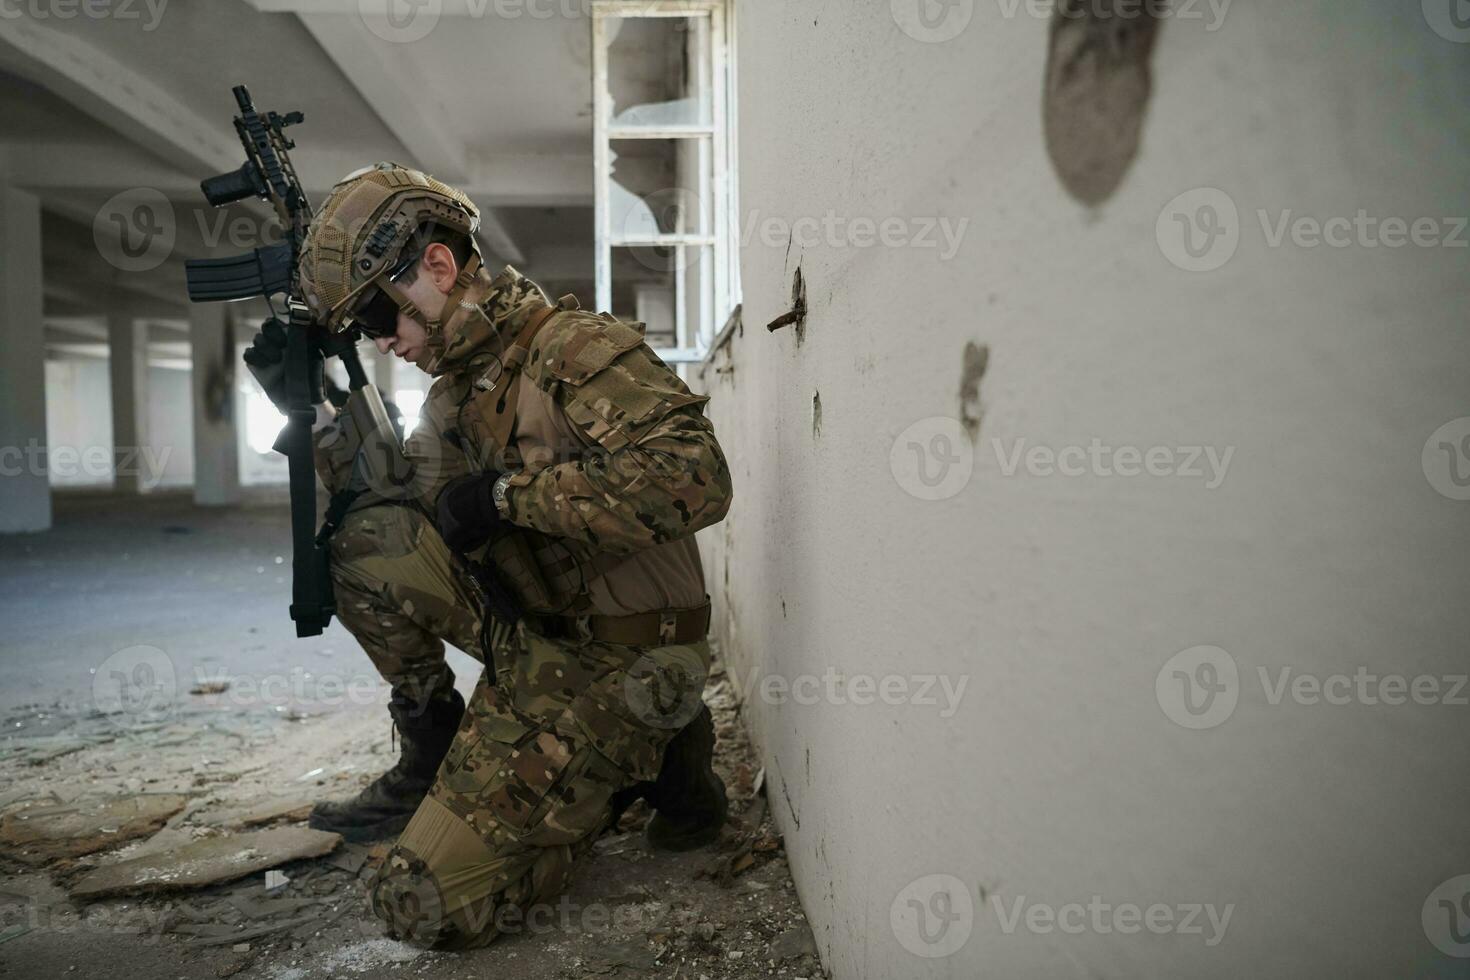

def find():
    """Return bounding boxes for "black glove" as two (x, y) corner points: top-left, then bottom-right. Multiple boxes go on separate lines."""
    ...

(242, 317), (324, 411)
(436, 472), (509, 554)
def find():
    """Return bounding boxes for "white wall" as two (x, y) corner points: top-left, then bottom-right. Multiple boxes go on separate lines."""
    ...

(699, 2), (1470, 977)
(44, 359), (112, 488)
(44, 359), (194, 489)
(147, 364), (194, 488)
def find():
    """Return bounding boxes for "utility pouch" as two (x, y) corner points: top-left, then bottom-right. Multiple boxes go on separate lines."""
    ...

(484, 529), (562, 616)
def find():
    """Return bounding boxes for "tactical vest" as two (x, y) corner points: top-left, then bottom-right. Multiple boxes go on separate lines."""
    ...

(457, 301), (652, 618)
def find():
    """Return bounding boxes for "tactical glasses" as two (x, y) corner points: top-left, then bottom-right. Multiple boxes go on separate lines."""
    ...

(346, 285), (401, 339)
(344, 250), (421, 339)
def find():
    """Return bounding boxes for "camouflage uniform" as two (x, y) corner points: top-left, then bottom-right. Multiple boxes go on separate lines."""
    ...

(313, 265), (731, 948)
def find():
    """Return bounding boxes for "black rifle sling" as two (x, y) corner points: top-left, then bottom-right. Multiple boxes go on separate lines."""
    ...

(284, 300), (334, 637)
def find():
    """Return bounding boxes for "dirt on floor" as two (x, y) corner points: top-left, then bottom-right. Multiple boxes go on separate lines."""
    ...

(0, 658), (821, 980)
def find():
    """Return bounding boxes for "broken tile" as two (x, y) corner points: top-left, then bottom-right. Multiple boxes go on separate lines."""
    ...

(69, 826), (340, 900)
(0, 924), (32, 944)
(234, 799), (314, 829)
(0, 794), (188, 865)
(323, 842), (370, 876)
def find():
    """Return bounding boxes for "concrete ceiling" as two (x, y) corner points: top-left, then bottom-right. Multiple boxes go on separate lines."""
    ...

(0, 0), (647, 337)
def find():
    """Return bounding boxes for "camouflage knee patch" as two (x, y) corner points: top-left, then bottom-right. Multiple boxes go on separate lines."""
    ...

(370, 847), (453, 948)
(331, 504), (484, 652)
(328, 504), (517, 692)
(369, 794), (572, 950)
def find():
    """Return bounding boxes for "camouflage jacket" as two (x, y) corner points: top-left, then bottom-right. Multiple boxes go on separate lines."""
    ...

(314, 266), (732, 612)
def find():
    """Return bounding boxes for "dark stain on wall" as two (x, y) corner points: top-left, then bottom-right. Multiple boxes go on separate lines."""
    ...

(791, 267), (809, 345)
(1043, 0), (1165, 205)
(812, 390), (823, 438)
(959, 342), (989, 439)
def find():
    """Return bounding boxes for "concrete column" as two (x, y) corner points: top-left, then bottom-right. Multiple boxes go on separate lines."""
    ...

(189, 302), (241, 506)
(0, 186), (50, 532)
(107, 314), (152, 493)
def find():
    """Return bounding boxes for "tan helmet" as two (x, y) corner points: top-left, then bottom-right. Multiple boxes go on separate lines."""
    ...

(298, 162), (482, 333)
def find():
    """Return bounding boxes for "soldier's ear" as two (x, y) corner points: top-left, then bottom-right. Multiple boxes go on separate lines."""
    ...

(422, 242), (459, 294)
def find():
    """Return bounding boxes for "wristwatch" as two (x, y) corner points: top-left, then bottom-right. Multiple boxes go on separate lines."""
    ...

(491, 472), (514, 516)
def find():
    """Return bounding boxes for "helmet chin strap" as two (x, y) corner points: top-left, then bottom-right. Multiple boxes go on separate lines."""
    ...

(373, 252), (482, 376)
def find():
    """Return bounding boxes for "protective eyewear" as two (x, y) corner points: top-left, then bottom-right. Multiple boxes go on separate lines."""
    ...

(345, 250), (420, 339)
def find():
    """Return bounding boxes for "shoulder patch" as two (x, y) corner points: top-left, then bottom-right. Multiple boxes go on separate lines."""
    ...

(530, 312), (647, 387)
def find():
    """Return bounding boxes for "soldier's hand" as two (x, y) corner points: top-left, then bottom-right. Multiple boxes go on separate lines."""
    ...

(242, 318), (325, 411)
(436, 471), (508, 554)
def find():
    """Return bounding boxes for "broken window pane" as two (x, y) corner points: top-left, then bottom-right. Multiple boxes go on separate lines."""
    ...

(608, 139), (712, 242)
(605, 14), (713, 131)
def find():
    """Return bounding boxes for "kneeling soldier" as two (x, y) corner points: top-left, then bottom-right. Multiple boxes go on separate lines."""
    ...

(247, 163), (733, 948)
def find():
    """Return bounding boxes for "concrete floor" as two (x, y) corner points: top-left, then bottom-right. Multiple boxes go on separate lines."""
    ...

(0, 490), (423, 724)
(0, 491), (817, 980)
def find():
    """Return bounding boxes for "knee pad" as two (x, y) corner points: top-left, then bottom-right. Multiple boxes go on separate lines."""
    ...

(370, 847), (453, 948)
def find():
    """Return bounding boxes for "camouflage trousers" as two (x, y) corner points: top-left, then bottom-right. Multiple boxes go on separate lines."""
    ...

(328, 503), (711, 949)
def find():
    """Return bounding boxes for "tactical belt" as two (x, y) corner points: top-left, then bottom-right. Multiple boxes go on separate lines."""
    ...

(538, 599), (711, 647)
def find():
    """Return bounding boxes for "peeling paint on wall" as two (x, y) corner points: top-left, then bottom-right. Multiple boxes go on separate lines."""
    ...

(1043, 0), (1164, 206)
(812, 390), (822, 438)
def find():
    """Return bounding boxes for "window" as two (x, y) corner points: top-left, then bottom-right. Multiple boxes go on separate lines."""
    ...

(592, 0), (738, 364)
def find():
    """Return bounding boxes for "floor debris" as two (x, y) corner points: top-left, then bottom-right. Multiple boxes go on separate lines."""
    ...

(0, 794), (188, 865)
(69, 827), (341, 899)
(0, 497), (823, 979)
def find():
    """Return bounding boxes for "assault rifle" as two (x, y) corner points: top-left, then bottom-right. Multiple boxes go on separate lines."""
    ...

(183, 85), (362, 638)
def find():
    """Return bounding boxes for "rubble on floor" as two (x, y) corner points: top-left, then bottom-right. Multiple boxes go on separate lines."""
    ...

(0, 659), (827, 979)
(70, 826), (341, 900)
(0, 794), (188, 865)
